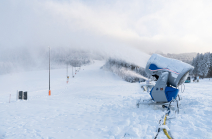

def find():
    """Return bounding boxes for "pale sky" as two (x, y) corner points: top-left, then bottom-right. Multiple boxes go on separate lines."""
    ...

(1, 0), (212, 54)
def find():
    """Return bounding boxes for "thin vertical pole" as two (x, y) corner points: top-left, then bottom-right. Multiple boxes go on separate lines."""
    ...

(49, 47), (51, 96)
(67, 63), (69, 83)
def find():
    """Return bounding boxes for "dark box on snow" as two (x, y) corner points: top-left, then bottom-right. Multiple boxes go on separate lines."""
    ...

(18, 91), (27, 100)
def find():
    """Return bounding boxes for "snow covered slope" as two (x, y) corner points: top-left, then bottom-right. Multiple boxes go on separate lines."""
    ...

(0, 61), (212, 139)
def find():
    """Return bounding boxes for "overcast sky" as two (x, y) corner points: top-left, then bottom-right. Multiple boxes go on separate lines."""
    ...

(1, 0), (212, 54)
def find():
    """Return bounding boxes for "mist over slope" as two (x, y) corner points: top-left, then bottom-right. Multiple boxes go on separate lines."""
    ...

(0, 0), (154, 75)
(0, 46), (150, 75)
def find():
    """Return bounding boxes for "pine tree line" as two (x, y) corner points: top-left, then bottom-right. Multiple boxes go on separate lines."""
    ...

(191, 52), (212, 78)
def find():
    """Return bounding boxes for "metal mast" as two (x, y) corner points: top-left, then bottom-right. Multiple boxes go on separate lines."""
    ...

(49, 46), (51, 96)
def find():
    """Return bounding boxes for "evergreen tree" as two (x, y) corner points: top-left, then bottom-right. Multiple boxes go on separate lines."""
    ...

(202, 53), (210, 77)
(191, 52), (212, 78)
(197, 53), (204, 76)
(193, 53), (200, 75)
(191, 55), (198, 75)
(208, 53), (212, 77)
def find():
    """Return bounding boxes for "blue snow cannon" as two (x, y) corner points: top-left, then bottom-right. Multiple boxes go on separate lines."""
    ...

(145, 54), (194, 103)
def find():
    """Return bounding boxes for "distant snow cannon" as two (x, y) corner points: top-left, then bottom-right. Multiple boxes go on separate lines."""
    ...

(145, 54), (194, 103)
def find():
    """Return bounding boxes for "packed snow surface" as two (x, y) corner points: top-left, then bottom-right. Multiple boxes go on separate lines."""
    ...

(0, 61), (212, 139)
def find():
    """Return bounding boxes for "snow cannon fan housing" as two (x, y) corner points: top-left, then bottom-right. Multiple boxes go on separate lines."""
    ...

(145, 54), (194, 103)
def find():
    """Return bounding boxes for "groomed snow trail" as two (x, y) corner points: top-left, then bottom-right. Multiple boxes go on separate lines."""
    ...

(0, 61), (212, 139)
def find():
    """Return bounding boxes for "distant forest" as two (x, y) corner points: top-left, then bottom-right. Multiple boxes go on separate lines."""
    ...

(1, 47), (211, 79)
(191, 52), (212, 78)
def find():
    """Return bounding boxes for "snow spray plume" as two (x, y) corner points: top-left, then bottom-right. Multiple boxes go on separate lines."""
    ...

(120, 67), (148, 80)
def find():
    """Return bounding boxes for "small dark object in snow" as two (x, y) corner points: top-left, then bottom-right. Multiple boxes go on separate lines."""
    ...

(19, 91), (23, 99)
(18, 91), (28, 100)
